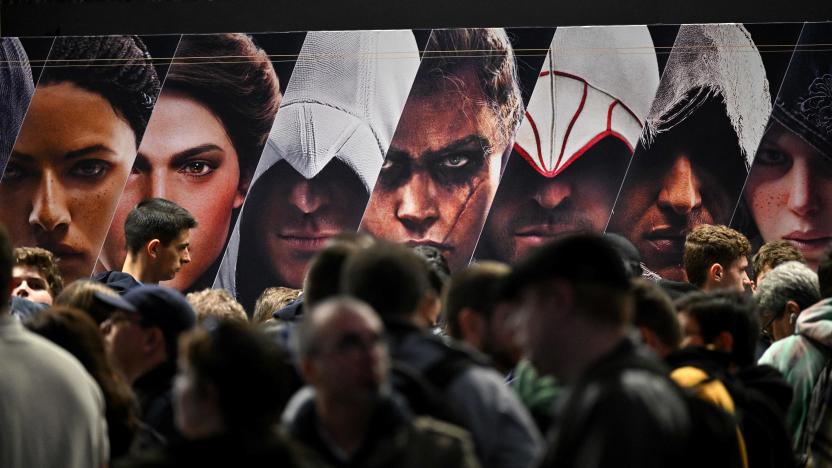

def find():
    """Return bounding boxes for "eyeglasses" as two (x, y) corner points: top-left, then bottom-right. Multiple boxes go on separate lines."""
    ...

(759, 312), (780, 345)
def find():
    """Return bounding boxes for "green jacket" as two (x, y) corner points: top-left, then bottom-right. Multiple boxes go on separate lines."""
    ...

(759, 298), (832, 451)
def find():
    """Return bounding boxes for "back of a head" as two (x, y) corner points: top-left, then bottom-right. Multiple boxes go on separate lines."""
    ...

(304, 243), (361, 310)
(675, 290), (759, 367)
(123, 285), (197, 361)
(632, 278), (682, 352)
(341, 241), (431, 320)
(54, 280), (119, 324)
(684, 224), (751, 287)
(186, 288), (248, 324)
(180, 320), (293, 432)
(13, 247), (64, 298)
(27, 306), (112, 380)
(413, 245), (451, 295)
(124, 198), (197, 255)
(605, 233), (644, 278)
(819, 245), (832, 299)
(444, 261), (511, 339)
(253, 287), (301, 324)
(0, 226), (12, 308)
(752, 240), (805, 280)
(755, 261), (820, 315)
(504, 232), (633, 327)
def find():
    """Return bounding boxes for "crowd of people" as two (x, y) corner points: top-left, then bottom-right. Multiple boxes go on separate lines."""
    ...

(2, 195), (832, 468)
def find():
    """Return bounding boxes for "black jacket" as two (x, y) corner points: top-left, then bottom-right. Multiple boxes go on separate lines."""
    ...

(92, 271), (142, 295)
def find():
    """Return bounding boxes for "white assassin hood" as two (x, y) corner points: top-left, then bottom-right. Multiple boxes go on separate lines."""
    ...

(214, 30), (421, 296)
(643, 24), (771, 170)
(512, 26), (660, 177)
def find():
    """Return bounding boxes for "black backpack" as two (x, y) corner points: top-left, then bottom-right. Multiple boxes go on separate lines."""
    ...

(390, 343), (483, 429)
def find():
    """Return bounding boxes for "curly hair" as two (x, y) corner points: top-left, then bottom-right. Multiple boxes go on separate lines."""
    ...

(752, 240), (805, 281)
(164, 34), (281, 179)
(415, 28), (523, 147)
(13, 246), (63, 297)
(40, 35), (161, 145)
(683, 224), (751, 287)
(186, 288), (248, 324)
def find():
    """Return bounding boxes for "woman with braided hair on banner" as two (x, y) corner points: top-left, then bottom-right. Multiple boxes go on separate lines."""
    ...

(0, 35), (161, 283)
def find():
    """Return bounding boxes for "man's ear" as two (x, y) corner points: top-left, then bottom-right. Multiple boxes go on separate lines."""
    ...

(142, 326), (166, 357)
(712, 330), (734, 353)
(709, 263), (724, 283)
(458, 307), (486, 346)
(298, 357), (317, 385)
(146, 239), (162, 259)
(417, 291), (441, 328)
(785, 300), (801, 324)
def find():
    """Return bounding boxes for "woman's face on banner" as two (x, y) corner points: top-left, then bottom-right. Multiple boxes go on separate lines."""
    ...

(0, 82), (136, 283)
(102, 91), (246, 291)
(745, 121), (832, 269)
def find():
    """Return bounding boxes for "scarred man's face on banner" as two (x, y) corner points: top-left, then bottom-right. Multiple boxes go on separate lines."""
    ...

(360, 69), (508, 271)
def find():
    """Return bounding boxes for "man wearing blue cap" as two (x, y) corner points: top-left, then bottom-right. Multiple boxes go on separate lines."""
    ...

(102, 284), (196, 446)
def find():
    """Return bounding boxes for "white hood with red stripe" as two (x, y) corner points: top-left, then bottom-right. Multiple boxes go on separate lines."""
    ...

(512, 26), (660, 177)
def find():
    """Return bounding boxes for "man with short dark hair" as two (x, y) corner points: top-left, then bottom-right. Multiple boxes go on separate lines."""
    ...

(101, 284), (196, 445)
(684, 224), (753, 293)
(632, 278), (682, 358)
(504, 233), (693, 467)
(0, 226), (109, 468)
(444, 261), (521, 374)
(753, 241), (806, 286)
(671, 291), (795, 468)
(95, 198), (196, 294)
(342, 242), (541, 468)
(12, 246), (62, 305)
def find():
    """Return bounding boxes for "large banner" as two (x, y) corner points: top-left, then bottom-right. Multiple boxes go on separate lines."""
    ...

(0, 23), (828, 302)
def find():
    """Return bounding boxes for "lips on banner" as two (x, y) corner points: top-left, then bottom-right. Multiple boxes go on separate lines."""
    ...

(0, 35), (179, 284)
(474, 25), (661, 265)
(214, 30), (422, 312)
(606, 23), (795, 281)
(736, 22), (832, 271)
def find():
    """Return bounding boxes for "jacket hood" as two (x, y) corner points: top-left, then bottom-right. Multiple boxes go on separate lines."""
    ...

(513, 25), (660, 177)
(796, 297), (832, 349)
(214, 30), (421, 298)
(643, 24), (771, 170)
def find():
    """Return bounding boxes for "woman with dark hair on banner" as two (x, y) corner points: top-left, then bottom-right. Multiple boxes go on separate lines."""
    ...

(0, 36), (161, 283)
(743, 23), (832, 271)
(99, 34), (281, 293)
(214, 30), (420, 311)
(0, 37), (34, 174)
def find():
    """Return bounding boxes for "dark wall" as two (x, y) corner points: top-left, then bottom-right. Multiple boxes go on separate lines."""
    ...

(2, 0), (830, 37)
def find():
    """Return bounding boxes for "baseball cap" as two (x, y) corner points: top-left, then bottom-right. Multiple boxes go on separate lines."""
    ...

(501, 232), (631, 299)
(92, 291), (137, 313)
(122, 285), (196, 341)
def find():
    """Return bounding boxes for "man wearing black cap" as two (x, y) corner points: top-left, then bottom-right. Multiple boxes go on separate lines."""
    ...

(101, 284), (196, 446)
(505, 233), (693, 467)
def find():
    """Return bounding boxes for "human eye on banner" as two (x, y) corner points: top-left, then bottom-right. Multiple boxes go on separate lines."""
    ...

(735, 22), (832, 272)
(359, 27), (554, 272)
(213, 30), (423, 310)
(1, 22), (830, 296)
(98, 32), (305, 294)
(0, 35), (179, 284)
(475, 25), (662, 265)
(606, 23), (800, 281)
